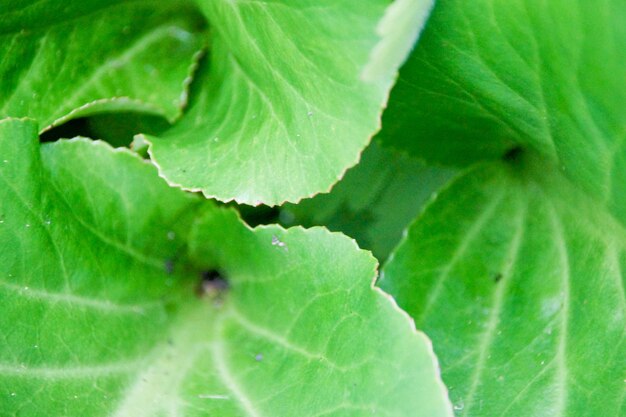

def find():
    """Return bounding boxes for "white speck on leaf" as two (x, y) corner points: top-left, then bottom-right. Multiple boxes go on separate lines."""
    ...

(271, 235), (288, 251)
(167, 231), (176, 240)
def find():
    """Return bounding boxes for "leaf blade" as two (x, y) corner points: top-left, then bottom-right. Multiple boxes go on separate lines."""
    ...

(380, 161), (626, 416)
(147, 0), (433, 205)
(379, 0), (626, 214)
(0, 118), (453, 417)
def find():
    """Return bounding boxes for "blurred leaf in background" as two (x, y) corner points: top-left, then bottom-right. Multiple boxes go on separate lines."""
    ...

(280, 142), (457, 261)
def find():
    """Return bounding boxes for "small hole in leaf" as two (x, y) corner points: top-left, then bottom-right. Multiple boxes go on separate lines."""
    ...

(503, 146), (523, 162)
(196, 269), (229, 298)
(492, 272), (503, 283)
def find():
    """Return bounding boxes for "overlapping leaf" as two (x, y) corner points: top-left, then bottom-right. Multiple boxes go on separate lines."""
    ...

(379, 0), (626, 188)
(377, 0), (626, 415)
(0, 0), (204, 131)
(380, 161), (626, 416)
(146, 0), (434, 205)
(0, 118), (453, 417)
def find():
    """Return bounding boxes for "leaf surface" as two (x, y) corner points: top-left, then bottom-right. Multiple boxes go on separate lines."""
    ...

(376, 1), (626, 414)
(0, 1), (204, 131)
(146, 0), (434, 205)
(379, 0), (626, 194)
(0, 118), (453, 417)
(380, 160), (626, 416)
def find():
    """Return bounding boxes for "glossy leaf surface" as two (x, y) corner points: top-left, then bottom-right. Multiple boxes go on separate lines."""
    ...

(0, 118), (453, 417)
(381, 160), (626, 417)
(147, 0), (434, 205)
(378, 1), (626, 415)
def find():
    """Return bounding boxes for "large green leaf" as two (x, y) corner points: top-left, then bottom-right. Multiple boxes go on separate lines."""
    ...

(0, 1), (204, 131)
(281, 141), (456, 261)
(0, 118), (453, 416)
(380, 159), (626, 416)
(377, 1), (626, 414)
(379, 0), (626, 203)
(145, 0), (434, 205)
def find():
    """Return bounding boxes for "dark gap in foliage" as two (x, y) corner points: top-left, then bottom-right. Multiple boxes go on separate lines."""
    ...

(40, 118), (91, 143)
(237, 204), (281, 227)
(40, 113), (170, 148)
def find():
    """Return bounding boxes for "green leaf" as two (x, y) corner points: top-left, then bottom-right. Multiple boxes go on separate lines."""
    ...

(281, 141), (456, 261)
(379, 160), (626, 416)
(146, 0), (433, 206)
(0, 118), (453, 416)
(379, 0), (626, 195)
(0, 1), (205, 131)
(377, 1), (626, 415)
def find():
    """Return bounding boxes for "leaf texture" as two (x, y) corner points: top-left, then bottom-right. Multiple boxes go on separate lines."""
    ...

(380, 160), (626, 417)
(379, 0), (626, 195)
(0, 1), (205, 131)
(0, 118), (453, 417)
(146, 0), (434, 205)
